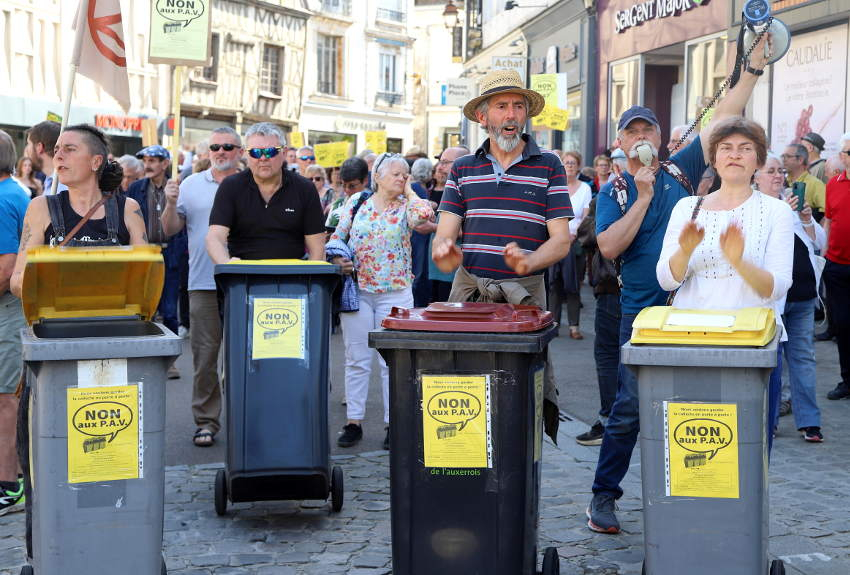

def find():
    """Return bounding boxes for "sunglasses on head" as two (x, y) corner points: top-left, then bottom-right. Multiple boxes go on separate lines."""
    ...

(209, 143), (239, 152)
(299, 155), (316, 161)
(248, 146), (283, 159)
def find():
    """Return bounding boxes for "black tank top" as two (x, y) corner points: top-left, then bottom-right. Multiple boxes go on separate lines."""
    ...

(44, 190), (131, 247)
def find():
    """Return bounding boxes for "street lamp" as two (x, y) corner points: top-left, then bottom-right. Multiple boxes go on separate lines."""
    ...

(442, 1), (460, 30)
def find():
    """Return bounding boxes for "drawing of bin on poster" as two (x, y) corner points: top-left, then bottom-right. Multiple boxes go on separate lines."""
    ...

(18, 246), (182, 575)
(213, 260), (343, 515)
(621, 306), (786, 575)
(369, 302), (561, 575)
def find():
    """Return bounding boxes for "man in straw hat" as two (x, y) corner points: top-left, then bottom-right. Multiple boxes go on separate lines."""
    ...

(432, 68), (575, 443)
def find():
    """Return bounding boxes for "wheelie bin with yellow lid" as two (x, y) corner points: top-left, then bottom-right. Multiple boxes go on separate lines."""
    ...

(621, 306), (786, 575)
(18, 245), (182, 575)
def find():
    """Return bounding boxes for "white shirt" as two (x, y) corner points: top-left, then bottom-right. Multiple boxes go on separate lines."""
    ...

(567, 180), (592, 236)
(176, 169), (221, 291)
(656, 191), (795, 340)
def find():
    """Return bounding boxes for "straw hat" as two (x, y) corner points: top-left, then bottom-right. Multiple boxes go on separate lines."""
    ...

(463, 69), (545, 123)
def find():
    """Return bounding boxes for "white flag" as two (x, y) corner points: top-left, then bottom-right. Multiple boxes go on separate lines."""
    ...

(73, 0), (131, 111)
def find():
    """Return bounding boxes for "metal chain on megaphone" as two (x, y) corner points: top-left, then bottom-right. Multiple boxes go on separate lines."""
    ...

(667, 18), (774, 156)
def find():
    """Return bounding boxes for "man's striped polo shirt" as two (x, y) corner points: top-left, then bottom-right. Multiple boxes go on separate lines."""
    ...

(438, 134), (573, 279)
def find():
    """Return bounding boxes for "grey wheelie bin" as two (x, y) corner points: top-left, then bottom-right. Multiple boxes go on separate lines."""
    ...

(370, 302), (561, 575)
(18, 246), (181, 575)
(214, 260), (343, 515)
(621, 306), (785, 575)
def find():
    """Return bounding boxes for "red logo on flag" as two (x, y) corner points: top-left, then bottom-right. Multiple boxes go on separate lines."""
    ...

(88, 0), (126, 67)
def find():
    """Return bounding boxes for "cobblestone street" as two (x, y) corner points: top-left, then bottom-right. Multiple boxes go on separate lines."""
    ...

(1, 371), (847, 575)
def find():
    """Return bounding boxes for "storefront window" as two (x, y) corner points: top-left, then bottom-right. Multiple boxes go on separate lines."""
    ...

(309, 130), (356, 148)
(609, 58), (641, 143)
(686, 34), (726, 125)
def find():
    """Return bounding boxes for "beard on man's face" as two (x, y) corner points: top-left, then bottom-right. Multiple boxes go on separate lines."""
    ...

(485, 120), (523, 153)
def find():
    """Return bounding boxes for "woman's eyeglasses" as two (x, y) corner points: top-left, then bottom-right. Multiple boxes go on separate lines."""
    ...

(208, 144), (239, 152)
(248, 147), (283, 159)
(311, 176), (324, 182)
(842, 150), (850, 156)
(762, 168), (787, 176)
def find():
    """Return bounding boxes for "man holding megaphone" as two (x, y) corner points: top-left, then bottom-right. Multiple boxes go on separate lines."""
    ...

(585, 32), (775, 535)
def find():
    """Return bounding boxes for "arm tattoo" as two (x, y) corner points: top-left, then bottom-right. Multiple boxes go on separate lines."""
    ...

(19, 222), (31, 251)
(133, 208), (144, 222)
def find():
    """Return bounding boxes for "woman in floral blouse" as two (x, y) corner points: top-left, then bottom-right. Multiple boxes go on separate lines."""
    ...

(329, 153), (433, 449)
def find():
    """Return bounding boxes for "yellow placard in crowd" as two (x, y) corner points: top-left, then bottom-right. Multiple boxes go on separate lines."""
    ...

(665, 402), (739, 499)
(67, 385), (142, 484)
(365, 131), (387, 155)
(530, 74), (559, 109)
(315, 142), (351, 167)
(533, 106), (569, 131)
(422, 374), (492, 468)
(290, 132), (305, 149)
(251, 297), (306, 360)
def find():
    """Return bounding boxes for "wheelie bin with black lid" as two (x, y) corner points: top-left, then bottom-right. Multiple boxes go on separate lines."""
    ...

(18, 245), (181, 575)
(214, 260), (343, 515)
(369, 301), (561, 575)
(621, 306), (785, 575)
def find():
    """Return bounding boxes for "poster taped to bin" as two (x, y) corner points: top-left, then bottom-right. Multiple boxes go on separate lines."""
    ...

(422, 374), (492, 468)
(67, 384), (142, 483)
(533, 368), (544, 463)
(664, 402), (739, 499)
(251, 297), (306, 360)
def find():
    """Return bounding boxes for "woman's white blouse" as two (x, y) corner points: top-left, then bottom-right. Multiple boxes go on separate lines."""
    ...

(656, 191), (795, 337)
(567, 180), (592, 236)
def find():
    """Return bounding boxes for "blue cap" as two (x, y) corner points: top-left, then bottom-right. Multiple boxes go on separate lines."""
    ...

(135, 145), (171, 160)
(610, 148), (626, 159)
(617, 106), (660, 131)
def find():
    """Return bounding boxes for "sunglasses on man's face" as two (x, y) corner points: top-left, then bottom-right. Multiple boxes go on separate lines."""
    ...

(299, 155), (316, 161)
(248, 146), (283, 159)
(209, 143), (239, 152)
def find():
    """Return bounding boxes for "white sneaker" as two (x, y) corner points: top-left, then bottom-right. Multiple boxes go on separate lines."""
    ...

(178, 326), (189, 338)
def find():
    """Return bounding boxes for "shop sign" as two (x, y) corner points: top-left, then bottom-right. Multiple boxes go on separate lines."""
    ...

(441, 79), (475, 107)
(491, 56), (526, 84)
(95, 115), (145, 133)
(614, 0), (706, 34)
(335, 118), (386, 133)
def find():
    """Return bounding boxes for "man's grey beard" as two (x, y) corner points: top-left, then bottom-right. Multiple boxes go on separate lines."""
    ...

(213, 158), (238, 172)
(487, 122), (523, 153)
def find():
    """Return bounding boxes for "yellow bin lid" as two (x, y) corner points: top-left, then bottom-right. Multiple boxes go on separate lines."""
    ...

(20, 245), (164, 325)
(630, 306), (776, 347)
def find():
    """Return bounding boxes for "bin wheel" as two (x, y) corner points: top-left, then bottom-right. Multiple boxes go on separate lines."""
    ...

(331, 465), (344, 512)
(769, 559), (785, 575)
(214, 469), (228, 516)
(541, 547), (559, 575)
(20, 566), (33, 575)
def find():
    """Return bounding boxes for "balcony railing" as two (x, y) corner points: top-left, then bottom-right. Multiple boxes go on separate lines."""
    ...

(376, 91), (404, 106)
(321, 0), (351, 17)
(376, 7), (406, 23)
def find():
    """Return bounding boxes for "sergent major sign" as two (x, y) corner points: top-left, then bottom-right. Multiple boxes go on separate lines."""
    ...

(614, 0), (707, 34)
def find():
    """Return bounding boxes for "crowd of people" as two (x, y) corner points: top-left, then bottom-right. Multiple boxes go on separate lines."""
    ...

(0, 33), (847, 549)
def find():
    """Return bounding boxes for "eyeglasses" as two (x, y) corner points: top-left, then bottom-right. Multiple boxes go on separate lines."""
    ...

(298, 155), (316, 161)
(780, 153), (801, 160)
(762, 168), (787, 175)
(208, 143), (239, 152)
(248, 146), (283, 159)
(842, 150), (850, 156)
(311, 176), (324, 182)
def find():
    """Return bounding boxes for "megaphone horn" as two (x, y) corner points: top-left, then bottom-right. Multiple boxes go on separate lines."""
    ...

(742, 0), (791, 65)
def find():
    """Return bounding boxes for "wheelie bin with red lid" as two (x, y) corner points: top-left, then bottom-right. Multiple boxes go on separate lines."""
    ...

(369, 301), (561, 575)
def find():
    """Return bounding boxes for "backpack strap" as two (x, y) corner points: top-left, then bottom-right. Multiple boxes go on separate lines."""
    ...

(46, 193), (66, 245)
(340, 191), (373, 243)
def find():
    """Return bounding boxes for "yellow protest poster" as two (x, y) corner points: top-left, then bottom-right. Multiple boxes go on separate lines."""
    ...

(315, 141), (351, 167)
(530, 74), (559, 108)
(422, 374), (492, 468)
(290, 132), (305, 149)
(365, 131), (387, 155)
(533, 369), (544, 463)
(665, 402), (739, 499)
(67, 385), (142, 484)
(46, 112), (62, 123)
(251, 297), (306, 360)
(149, 0), (212, 65)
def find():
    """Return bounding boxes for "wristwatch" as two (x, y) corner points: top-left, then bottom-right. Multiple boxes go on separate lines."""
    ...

(746, 65), (764, 76)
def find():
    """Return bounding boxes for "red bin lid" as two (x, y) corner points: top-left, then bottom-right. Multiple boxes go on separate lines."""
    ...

(381, 302), (553, 332)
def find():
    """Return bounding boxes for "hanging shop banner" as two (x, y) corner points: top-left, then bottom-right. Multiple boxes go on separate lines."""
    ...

(251, 297), (306, 360)
(149, 0), (213, 65)
(67, 384), (142, 484)
(771, 23), (848, 154)
(665, 402), (739, 499)
(365, 131), (387, 155)
(422, 374), (492, 469)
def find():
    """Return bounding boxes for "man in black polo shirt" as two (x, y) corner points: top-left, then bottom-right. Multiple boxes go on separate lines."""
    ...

(207, 122), (326, 263)
(432, 68), (573, 443)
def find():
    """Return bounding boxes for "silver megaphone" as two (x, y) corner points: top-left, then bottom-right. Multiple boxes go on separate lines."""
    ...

(742, 0), (791, 65)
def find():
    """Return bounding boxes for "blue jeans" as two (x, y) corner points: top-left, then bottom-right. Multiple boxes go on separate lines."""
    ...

(782, 298), (821, 430)
(594, 293), (621, 423)
(767, 345), (783, 456)
(592, 313), (639, 499)
(158, 242), (182, 334)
